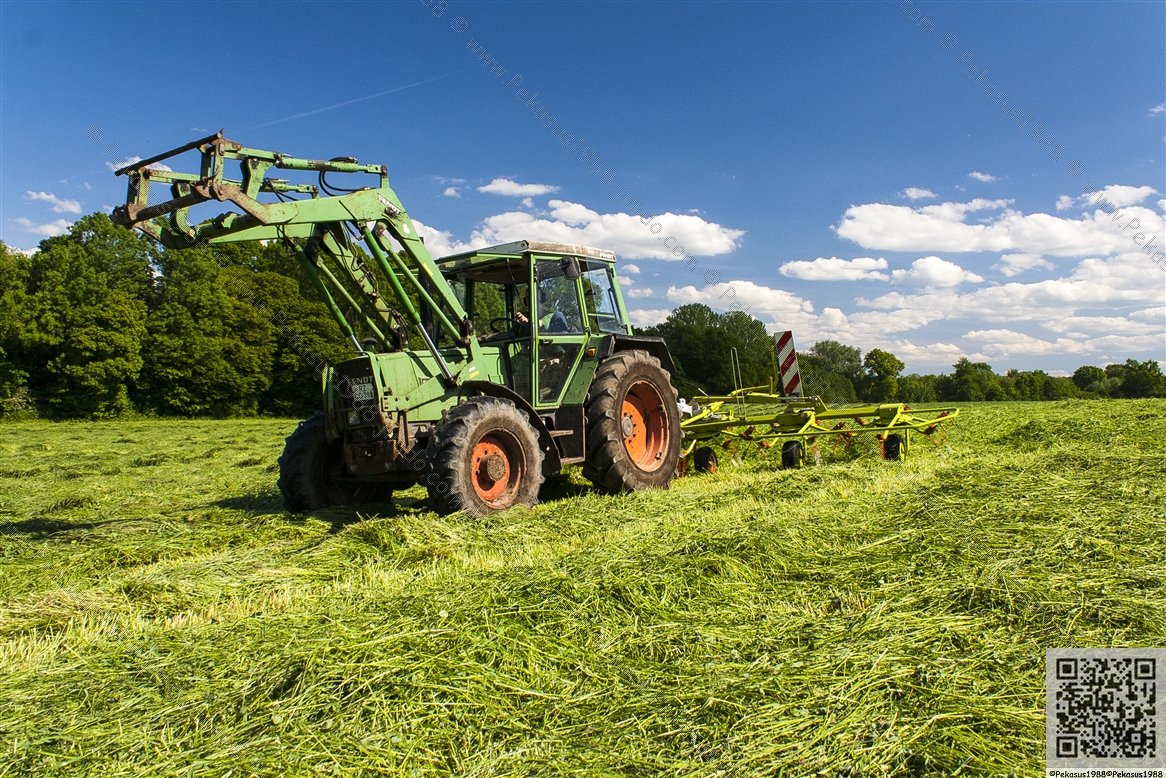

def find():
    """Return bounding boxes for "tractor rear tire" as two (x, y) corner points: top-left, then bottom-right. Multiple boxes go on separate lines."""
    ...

(582, 349), (681, 494)
(424, 397), (544, 517)
(693, 446), (718, 473)
(277, 412), (392, 513)
(781, 440), (802, 468)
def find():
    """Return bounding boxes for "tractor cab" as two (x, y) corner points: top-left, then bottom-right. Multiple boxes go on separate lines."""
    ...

(437, 241), (634, 409)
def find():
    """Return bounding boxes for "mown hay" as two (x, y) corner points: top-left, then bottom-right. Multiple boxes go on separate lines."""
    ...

(0, 402), (1163, 776)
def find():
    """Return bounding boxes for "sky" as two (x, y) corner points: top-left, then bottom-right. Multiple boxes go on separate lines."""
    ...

(2, 0), (1163, 375)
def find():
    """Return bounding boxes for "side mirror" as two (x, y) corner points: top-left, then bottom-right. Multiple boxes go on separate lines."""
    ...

(559, 255), (580, 281)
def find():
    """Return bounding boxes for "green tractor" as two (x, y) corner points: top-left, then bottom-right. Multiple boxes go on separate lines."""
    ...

(112, 133), (681, 516)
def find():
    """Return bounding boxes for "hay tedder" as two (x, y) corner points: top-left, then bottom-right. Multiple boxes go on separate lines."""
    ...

(111, 132), (957, 518)
(677, 334), (960, 473)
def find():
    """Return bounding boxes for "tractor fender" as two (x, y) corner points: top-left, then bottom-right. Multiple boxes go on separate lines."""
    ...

(598, 335), (677, 376)
(459, 380), (562, 477)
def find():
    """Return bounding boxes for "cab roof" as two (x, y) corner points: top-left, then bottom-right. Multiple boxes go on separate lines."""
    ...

(436, 240), (617, 269)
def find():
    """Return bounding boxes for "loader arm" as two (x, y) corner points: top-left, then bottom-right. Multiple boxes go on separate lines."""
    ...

(110, 132), (482, 381)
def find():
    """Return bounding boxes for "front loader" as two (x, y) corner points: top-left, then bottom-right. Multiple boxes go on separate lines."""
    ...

(111, 133), (681, 516)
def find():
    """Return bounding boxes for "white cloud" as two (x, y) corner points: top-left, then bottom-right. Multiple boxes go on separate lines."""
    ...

(667, 280), (814, 320)
(521, 197), (534, 208)
(477, 178), (560, 197)
(411, 219), (480, 257)
(626, 287), (655, 298)
(1080, 184), (1159, 209)
(627, 308), (671, 327)
(415, 202), (743, 260)
(1150, 103), (1165, 116)
(25, 191), (82, 214)
(1055, 195), (1074, 212)
(962, 329), (1086, 358)
(651, 253), (1165, 371)
(442, 187), (461, 198)
(622, 263), (641, 274)
(1129, 306), (1165, 324)
(779, 256), (889, 281)
(105, 156), (172, 173)
(992, 253), (1054, 277)
(969, 171), (999, 182)
(835, 195), (1165, 257)
(891, 256), (984, 286)
(1039, 314), (1160, 337)
(15, 217), (72, 237)
(902, 187), (936, 201)
(860, 252), (1160, 321)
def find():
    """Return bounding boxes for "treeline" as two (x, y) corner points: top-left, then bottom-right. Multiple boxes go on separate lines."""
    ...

(641, 304), (1165, 403)
(0, 214), (352, 420)
(2, 220), (1162, 421)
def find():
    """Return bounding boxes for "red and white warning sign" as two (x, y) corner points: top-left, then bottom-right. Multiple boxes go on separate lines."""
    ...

(774, 330), (803, 397)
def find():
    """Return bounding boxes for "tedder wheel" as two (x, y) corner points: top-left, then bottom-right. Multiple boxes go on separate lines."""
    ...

(781, 440), (803, 469)
(883, 433), (903, 461)
(277, 412), (393, 512)
(582, 349), (681, 493)
(693, 446), (718, 473)
(424, 396), (544, 517)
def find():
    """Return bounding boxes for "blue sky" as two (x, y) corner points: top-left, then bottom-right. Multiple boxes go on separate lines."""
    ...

(2, 0), (1163, 374)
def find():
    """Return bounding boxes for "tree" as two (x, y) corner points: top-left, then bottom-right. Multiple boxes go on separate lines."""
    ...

(799, 362), (857, 403)
(861, 348), (904, 402)
(246, 270), (351, 417)
(18, 215), (154, 418)
(136, 246), (276, 416)
(1112, 359), (1165, 398)
(1071, 365), (1105, 392)
(804, 340), (862, 385)
(798, 340), (862, 403)
(1043, 376), (1079, 400)
(950, 358), (1005, 401)
(0, 242), (31, 415)
(641, 304), (774, 396)
(897, 373), (940, 404)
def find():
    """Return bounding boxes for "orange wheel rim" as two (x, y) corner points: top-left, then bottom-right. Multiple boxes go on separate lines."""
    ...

(620, 380), (670, 472)
(471, 433), (522, 504)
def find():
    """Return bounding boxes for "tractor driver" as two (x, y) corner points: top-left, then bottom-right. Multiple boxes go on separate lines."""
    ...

(515, 288), (571, 333)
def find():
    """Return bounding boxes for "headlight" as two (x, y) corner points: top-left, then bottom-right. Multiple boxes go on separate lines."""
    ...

(346, 410), (360, 426)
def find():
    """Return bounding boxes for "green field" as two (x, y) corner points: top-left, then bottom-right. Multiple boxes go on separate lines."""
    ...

(1, 400), (1163, 777)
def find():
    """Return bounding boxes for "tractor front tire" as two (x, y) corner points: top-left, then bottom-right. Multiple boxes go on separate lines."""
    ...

(277, 412), (392, 513)
(424, 397), (544, 517)
(583, 349), (681, 494)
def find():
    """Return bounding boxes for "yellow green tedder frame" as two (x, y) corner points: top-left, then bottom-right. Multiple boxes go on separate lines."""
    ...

(679, 383), (959, 472)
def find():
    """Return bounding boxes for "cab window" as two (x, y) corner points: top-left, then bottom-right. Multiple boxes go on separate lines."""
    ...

(534, 259), (583, 334)
(581, 262), (625, 334)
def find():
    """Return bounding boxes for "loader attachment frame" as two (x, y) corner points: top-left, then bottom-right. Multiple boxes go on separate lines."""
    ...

(111, 132), (481, 381)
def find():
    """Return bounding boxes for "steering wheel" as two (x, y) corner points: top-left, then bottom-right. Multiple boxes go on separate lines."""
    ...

(488, 317), (516, 334)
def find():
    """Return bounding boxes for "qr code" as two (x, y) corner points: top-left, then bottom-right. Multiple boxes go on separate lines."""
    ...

(1047, 648), (1166, 773)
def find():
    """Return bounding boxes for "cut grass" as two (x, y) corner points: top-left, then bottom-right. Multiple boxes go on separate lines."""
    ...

(0, 401), (1164, 776)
